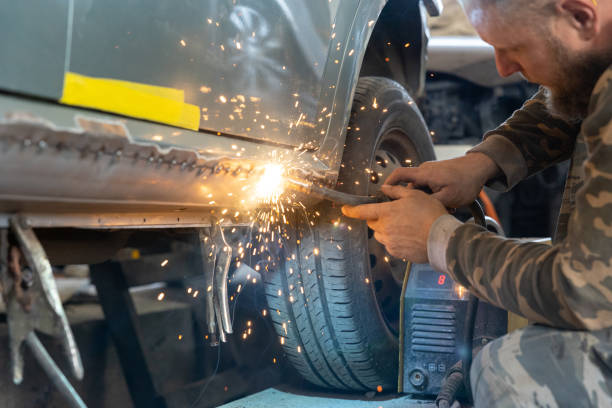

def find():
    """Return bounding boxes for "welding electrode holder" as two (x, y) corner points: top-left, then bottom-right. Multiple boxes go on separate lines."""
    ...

(286, 177), (487, 228)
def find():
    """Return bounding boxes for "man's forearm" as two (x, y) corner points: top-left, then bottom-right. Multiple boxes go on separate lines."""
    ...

(468, 89), (579, 191)
(467, 136), (527, 190)
(465, 151), (502, 186)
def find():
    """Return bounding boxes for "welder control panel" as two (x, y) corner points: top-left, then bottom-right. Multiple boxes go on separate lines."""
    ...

(401, 263), (469, 396)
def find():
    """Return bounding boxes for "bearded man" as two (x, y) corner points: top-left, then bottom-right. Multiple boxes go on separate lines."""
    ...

(342, 0), (612, 406)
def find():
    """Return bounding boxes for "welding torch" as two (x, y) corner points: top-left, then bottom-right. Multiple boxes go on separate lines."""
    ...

(286, 177), (486, 226)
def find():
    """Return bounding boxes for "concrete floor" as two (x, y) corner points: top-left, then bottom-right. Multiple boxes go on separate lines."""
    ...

(220, 386), (436, 408)
(0, 280), (439, 408)
(0, 281), (289, 408)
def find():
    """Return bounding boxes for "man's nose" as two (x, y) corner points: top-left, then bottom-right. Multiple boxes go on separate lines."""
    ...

(494, 50), (521, 78)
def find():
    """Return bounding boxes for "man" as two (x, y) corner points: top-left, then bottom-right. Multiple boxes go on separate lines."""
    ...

(342, 0), (612, 406)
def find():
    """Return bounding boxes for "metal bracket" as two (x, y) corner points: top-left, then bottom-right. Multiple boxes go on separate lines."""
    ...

(0, 216), (84, 385)
(199, 222), (233, 346)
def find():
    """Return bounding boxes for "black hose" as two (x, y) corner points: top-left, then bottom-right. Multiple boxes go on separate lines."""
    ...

(435, 361), (465, 408)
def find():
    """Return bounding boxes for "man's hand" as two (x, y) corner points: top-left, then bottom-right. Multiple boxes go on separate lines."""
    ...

(341, 186), (447, 263)
(384, 153), (500, 209)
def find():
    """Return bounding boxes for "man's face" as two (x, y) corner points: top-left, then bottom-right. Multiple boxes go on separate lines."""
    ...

(467, 2), (609, 121)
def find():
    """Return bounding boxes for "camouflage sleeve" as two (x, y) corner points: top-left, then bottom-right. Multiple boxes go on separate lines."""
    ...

(468, 89), (580, 190)
(434, 73), (612, 330)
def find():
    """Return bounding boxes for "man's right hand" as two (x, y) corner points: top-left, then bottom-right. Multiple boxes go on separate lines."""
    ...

(382, 152), (500, 209)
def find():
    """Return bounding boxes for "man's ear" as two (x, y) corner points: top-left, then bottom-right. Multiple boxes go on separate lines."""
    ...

(557, 0), (598, 40)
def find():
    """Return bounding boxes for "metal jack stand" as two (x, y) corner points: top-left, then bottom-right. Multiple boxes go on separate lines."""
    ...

(0, 216), (86, 408)
(90, 260), (168, 408)
(200, 223), (233, 346)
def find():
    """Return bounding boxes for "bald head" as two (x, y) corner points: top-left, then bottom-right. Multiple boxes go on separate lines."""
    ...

(459, 0), (555, 10)
(458, 0), (612, 121)
(459, 0), (556, 25)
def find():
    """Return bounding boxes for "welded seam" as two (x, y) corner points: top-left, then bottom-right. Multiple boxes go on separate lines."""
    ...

(292, 229), (349, 389)
(312, 227), (369, 389)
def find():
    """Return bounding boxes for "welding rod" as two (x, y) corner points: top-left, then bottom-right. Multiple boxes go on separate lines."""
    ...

(286, 178), (383, 206)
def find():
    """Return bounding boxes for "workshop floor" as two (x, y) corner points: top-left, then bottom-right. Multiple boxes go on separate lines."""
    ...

(220, 385), (436, 408)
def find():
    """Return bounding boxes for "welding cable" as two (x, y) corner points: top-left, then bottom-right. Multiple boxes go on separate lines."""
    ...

(190, 343), (222, 408)
(435, 361), (465, 408)
(478, 190), (501, 225)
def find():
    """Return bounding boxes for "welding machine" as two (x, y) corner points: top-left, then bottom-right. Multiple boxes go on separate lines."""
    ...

(400, 263), (471, 395)
(399, 251), (507, 397)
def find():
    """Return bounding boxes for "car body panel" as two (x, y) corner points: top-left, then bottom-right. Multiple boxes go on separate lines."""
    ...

(0, 0), (429, 227)
(3, 0), (344, 148)
(0, 93), (332, 226)
(0, 0), (69, 99)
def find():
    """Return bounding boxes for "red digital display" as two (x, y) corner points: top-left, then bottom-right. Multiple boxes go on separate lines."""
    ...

(437, 275), (446, 285)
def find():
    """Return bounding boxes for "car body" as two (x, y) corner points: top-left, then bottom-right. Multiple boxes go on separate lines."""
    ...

(0, 0), (438, 229)
(0, 0), (447, 398)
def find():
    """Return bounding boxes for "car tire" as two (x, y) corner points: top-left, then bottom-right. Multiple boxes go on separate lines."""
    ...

(264, 77), (435, 391)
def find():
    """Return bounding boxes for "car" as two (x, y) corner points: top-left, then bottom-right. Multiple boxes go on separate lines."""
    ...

(0, 0), (444, 394)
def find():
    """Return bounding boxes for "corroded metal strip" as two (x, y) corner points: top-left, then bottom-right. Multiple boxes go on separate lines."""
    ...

(0, 122), (257, 207)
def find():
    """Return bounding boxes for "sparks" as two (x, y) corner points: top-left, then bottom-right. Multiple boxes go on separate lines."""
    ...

(253, 163), (285, 204)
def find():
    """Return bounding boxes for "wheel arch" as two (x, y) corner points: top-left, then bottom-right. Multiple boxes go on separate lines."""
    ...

(360, 0), (429, 98)
(317, 0), (429, 174)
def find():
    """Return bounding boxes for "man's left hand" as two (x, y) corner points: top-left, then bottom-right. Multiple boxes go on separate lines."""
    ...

(341, 185), (448, 263)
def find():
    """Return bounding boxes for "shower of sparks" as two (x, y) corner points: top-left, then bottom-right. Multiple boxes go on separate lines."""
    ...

(253, 163), (285, 204)
(196, 142), (353, 359)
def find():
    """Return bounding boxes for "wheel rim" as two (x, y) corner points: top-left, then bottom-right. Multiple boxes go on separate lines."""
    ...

(367, 128), (422, 334)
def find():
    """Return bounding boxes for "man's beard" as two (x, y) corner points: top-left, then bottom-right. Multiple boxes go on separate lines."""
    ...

(543, 39), (612, 123)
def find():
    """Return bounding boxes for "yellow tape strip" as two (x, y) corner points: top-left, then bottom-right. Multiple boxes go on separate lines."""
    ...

(60, 72), (200, 131)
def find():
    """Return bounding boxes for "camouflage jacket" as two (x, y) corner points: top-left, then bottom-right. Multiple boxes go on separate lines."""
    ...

(428, 65), (612, 330)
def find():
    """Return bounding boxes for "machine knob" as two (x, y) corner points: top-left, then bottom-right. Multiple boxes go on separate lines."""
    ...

(408, 369), (427, 390)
